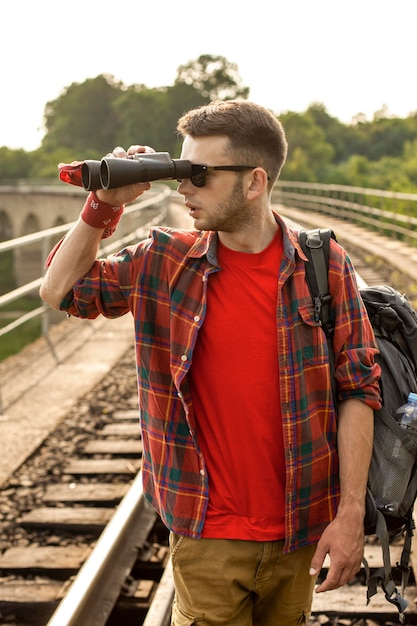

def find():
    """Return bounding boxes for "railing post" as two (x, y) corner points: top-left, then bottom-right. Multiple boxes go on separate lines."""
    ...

(41, 234), (52, 337)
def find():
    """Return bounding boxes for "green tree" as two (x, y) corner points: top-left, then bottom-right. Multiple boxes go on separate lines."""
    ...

(42, 74), (121, 155)
(280, 111), (335, 181)
(306, 103), (351, 163)
(115, 82), (206, 156)
(369, 154), (414, 193)
(0, 147), (32, 181)
(3, 55), (417, 192)
(159, 82), (208, 156)
(39, 55), (248, 162)
(175, 54), (249, 101)
(364, 116), (416, 161)
(339, 114), (417, 164)
(29, 147), (76, 180)
(115, 86), (169, 150)
(403, 139), (417, 188)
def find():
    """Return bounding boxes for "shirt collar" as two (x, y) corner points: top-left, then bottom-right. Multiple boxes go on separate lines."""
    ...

(186, 211), (304, 266)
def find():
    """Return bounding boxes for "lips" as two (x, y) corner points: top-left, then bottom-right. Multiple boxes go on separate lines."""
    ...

(185, 201), (200, 216)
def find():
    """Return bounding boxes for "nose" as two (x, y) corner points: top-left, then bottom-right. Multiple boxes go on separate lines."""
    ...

(176, 178), (192, 194)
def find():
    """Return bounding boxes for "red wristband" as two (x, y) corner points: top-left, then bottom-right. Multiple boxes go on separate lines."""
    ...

(81, 192), (124, 239)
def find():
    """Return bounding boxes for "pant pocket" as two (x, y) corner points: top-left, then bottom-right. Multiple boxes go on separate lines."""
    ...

(169, 532), (186, 562)
(171, 599), (202, 625)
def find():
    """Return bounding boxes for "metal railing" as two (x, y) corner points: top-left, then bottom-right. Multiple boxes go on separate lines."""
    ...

(272, 181), (417, 246)
(0, 185), (171, 341)
(3, 180), (417, 349)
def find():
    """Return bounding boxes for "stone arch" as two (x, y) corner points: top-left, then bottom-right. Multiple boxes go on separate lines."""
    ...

(0, 210), (15, 295)
(0, 209), (13, 241)
(21, 213), (41, 236)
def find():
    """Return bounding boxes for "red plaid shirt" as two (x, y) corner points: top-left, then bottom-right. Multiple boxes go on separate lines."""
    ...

(60, 213), (381, 552)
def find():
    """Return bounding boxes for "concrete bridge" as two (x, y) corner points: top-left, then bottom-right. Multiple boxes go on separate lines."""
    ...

(0, 185), (86, 240)
(0, 184), (173, 290)
(0, 185), (88, 288)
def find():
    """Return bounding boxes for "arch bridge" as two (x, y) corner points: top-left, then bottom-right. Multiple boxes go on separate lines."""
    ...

(0, 185), (86, 241)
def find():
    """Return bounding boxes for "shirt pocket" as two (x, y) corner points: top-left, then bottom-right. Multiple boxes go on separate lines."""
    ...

(297, 303), (330, 366)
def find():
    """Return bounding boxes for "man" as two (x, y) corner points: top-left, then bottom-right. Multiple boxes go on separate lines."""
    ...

(40, 99), (381, 625)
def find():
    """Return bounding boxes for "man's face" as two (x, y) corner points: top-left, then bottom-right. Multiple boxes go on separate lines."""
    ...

(177, 135), (253, 234)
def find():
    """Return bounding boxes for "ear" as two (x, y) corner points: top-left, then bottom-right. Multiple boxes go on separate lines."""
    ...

(245, 167), (269, 200)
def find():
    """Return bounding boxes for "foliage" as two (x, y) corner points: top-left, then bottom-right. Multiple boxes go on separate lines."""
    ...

(114, 82), (207, 157)
(175, 54), (249, 101)
(42, 74), (122, 156)
(279, 110), (335, 181)
(0, 147), (33, 181)
(1, 54), (417, 193)
(304, 103), (349, 162)
(0, 250), (15, 293)
(403, 139), (417, 187)
(0, 316), (41, 361)
(276, 102), (417, 192)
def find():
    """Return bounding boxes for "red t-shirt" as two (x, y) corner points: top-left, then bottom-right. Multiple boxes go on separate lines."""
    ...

(189, 230), (286, 540)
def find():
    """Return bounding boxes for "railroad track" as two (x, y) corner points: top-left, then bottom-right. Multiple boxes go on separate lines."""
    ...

(1, 209), (417, 625)
(0, 347), (171, 625)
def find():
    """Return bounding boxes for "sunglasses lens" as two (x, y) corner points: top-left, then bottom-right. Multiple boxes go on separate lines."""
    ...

(190, 165), (207, 187)
(191, 174), (205, 187)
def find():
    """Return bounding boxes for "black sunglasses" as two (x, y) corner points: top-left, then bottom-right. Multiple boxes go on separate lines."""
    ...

(178, 164), (257, 188)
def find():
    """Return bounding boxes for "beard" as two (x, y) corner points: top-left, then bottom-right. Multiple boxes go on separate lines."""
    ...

(193, 177), (253, 233)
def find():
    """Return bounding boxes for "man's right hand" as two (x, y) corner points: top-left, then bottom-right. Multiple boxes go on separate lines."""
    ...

(96, 144), (155, 206)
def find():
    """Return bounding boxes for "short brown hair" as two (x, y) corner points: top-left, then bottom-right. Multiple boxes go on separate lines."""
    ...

(177, 100), (288, 186)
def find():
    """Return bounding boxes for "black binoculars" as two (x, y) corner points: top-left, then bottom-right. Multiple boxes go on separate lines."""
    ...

(81, 152), (192, 191)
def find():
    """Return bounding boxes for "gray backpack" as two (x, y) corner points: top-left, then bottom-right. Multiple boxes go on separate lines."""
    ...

(299, 228), (417, 624)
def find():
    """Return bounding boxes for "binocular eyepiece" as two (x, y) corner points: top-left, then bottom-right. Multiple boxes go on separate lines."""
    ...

(81, 152), (192, 191)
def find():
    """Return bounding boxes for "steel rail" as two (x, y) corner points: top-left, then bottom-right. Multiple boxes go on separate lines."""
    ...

(46, 469), (157, 626)
(142, 558), (175, 626)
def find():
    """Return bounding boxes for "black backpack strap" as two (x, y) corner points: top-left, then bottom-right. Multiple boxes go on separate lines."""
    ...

(399, 515), (415, 599)
(363, 411), (414, 623)
(299, 228), (334, 334)
(375, 407), (416, 613)
(299, 228), (336, 401)
(364, 505), (409, 623)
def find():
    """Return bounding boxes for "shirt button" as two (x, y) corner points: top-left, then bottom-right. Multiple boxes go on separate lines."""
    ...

(194, 315), (200, 322)
(200, 469), (205, 476)
(181, 354), (188, 362)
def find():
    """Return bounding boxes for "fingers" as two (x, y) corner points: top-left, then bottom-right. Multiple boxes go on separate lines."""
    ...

(95, 144), (155, 204)
(113, 146), (127, 158)
(126, 145), (155, 157)
(312, 548), (361, 592)
(310, 535), (362, 593)
(96, 180), (150, 207)
(105, 145), (156, 160)
(309, 543), (326, 581)
(315, 561), (359, 592)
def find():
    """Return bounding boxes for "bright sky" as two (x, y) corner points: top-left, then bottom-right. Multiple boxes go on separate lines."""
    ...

(2, 0), (416, 152)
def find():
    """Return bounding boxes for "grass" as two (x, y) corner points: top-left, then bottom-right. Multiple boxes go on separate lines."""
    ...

(0, 246), (43, 360)
(0, 291), (43, 361)
(0, 250), (15, 295)
(0, 316), (41, 361)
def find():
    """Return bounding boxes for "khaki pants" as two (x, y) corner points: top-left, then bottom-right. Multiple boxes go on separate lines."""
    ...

(170, 533), (317, 626)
